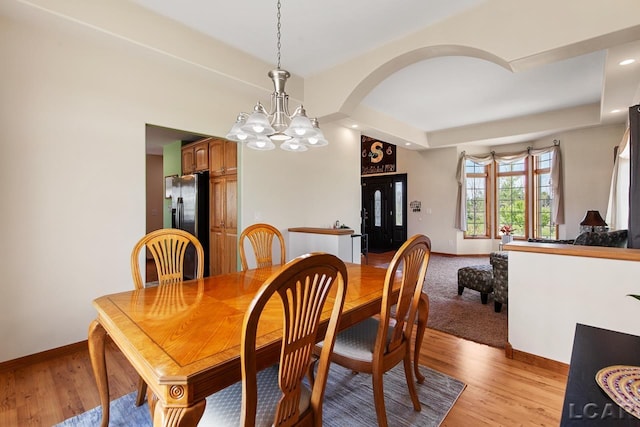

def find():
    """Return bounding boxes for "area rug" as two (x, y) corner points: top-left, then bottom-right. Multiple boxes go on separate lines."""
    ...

(56, 363), (465, 427)
(424, 254), (508, 348)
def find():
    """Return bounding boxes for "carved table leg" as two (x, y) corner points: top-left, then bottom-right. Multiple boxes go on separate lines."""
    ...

(153, 398), (206, 427)
(414, 292), (429, 384)
(88, 319), (110, 427)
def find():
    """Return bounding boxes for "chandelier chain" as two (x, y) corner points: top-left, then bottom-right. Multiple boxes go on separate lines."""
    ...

(276, 0), (282, 69)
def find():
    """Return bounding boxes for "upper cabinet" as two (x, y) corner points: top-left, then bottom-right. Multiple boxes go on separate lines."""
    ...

(209, 138), (238, 177)
(182, 138), (210, 174)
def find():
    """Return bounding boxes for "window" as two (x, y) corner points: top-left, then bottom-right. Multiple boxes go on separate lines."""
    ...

(464, 160), (488, 237)
(395, 181), (403, 226)
(533, 152), (557, 238)
(374, 190), (382, 227)
(496, 159), (527, 238)
(461, 147), (560, 240)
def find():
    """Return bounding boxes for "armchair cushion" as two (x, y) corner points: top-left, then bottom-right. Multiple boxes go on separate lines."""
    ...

(490, 251), (508, 311)
(573, 230), (628, 248)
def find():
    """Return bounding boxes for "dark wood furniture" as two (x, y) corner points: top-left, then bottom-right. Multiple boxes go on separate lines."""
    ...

(561, 323), (640, 426)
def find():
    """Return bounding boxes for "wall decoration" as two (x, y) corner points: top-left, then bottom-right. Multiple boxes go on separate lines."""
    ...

(410, 201), (421, 212)
(361, 135), (397, 175)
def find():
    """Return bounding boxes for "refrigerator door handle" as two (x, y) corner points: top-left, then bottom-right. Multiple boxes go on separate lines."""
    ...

(177, 197), (184, 229)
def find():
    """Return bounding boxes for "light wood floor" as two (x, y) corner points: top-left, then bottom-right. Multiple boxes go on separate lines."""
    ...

(0, 253), (568, 426)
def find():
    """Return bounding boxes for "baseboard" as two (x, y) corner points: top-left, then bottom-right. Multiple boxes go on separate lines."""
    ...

(431, 251), (491, 258)
(0, 340), (88, 373)
(505, 342), (569, 375)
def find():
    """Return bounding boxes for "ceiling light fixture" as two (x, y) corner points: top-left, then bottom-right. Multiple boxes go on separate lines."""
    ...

(226, 0), (327, 151)
(619, 59), (636, 66)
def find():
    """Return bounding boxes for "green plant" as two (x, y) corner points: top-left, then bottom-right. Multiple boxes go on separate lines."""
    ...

(629, 294), (640, 301)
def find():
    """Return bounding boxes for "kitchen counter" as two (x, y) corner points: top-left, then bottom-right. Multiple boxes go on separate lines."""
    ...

(288, 227), (360, 264)
(288, 227), (354, 236)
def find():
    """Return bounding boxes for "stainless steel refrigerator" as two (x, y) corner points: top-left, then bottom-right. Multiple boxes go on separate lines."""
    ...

(170, 171), (209, 278)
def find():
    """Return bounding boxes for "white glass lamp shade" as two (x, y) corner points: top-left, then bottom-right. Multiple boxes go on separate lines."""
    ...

(241, 105), (275, 136)
(226, 115), (249, 142)
(284, 108), (315, 138)
(306, 121), (328, 147)
(280, 138), (308, 152)
(246, 135), (276, 151)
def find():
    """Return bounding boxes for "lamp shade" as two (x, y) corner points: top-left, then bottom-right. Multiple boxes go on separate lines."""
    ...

(580, 210), (607, 227)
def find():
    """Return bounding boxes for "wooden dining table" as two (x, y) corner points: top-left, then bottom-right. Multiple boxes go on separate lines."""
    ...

(88, 262), (428, 427)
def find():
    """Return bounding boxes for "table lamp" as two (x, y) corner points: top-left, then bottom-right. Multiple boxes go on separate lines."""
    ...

(579, 210), (608, 233)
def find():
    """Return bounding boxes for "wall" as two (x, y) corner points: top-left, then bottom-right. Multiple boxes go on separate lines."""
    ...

(509, 246), (640, 363)
(146, 154), (164, 233)
(162, 141), (182, 228)
(239, 124), (362, 253)
(0, 7), (359, 362)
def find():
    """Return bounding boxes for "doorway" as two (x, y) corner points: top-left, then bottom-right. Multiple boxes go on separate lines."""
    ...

(361, 174), (407, 253)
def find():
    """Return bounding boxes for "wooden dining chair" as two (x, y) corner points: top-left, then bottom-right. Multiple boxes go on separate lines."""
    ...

(201, 253), (348, 427)
(313, 234), (431, 427)
(238, 223), (286, 271)
(130, 228), (204, 406)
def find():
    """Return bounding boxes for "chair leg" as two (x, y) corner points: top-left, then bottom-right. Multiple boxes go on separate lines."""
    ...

(457, 286), (464, 295)
(494, 301), (503, 313)
(403, 355), (421, 412)
(372, 371), (389, 427)
(135, 376), (147, 407)
(480, 292), (488, 304)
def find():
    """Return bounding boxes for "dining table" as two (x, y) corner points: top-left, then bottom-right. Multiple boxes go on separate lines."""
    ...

(88, 261), (429, 427)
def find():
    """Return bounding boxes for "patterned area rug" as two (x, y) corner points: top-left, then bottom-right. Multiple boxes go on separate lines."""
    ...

(56, 363), (465, 427)
(424, 254), (508, 348)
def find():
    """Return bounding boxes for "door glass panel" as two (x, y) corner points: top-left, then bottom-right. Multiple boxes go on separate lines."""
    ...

(374, 190), (381, 227)
(395, 182), (403, 226)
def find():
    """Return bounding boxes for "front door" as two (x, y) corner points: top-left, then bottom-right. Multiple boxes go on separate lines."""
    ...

(361, 174), (407, 252)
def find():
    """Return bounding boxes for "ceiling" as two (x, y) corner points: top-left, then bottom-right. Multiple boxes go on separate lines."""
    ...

(137, 0), (640, 154)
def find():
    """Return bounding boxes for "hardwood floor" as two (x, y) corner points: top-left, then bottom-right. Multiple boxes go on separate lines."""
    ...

(0, 252), (568, 426)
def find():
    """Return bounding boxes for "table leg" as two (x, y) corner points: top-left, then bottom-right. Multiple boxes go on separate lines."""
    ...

(153, 398), (206, 427)
(88, 319), (110, 427)
(414, 292), (429, 384)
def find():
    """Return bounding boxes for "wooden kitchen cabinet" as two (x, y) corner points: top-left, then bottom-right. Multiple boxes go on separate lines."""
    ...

(209, 174), (238, 275)
(209, 138), (238, 177)
(181, 138), (210, 174)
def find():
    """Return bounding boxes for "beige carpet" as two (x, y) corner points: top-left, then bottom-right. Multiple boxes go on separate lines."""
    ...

(423, 254), (508, 348)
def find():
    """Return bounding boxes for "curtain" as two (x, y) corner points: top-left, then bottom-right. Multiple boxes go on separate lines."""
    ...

(455, 144), (564, 231)
(606, 128), (630, 230)
(628, 105), (640, 248)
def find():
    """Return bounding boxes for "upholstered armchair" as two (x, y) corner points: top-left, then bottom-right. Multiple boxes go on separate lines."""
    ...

(490, 251), (508, 313)
(573, 229), (628, 248)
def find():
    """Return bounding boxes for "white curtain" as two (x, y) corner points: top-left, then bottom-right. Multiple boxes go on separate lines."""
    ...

(455, 145), (564, 231)
(606, 128), (630, 230)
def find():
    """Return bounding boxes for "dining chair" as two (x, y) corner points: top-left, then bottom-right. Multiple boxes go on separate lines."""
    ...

(130, 228), (205, 406)
(201, 252), (348, 426)
(313, 234), (431, 427)
(238, 223), (286, 271)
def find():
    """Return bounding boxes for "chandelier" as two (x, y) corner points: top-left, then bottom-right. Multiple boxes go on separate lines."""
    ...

(226, 0), (328, 152)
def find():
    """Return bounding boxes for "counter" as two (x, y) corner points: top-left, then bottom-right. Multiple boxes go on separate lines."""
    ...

(288, 227), (361, 264)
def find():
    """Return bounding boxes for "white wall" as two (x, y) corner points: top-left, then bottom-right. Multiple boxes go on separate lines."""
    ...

(509, 249), (640, 363)
(239, 124), (361, 247)
(0, 7), (360, 362)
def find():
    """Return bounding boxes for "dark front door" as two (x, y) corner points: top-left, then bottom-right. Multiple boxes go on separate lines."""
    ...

(361, 174), (407, 253)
